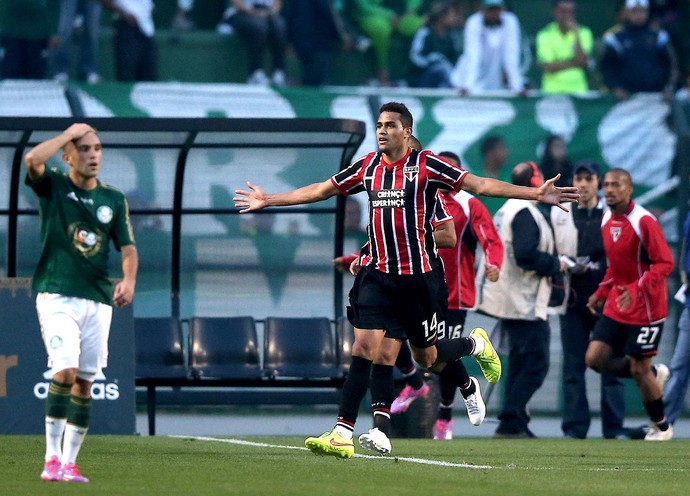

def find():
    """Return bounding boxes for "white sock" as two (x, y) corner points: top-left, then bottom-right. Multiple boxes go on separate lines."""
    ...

(45, 417), (66, 461)
(334, 425), (353, 440)
(471, 337), (485, 356)
(62, 424), (88, 465)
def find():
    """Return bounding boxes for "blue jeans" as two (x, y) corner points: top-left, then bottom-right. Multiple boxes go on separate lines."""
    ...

(52, 0), (102, 78)
(664, 307), (690, 424)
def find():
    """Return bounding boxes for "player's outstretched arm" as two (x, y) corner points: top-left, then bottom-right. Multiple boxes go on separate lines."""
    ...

(233, 179), (339, 213)
(462, 173), (579, 212)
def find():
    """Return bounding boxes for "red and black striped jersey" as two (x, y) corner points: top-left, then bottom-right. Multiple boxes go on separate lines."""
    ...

(331, 148), (467, 275)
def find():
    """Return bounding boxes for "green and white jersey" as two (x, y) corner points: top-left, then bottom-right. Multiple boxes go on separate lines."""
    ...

(26, 167), (136, 305)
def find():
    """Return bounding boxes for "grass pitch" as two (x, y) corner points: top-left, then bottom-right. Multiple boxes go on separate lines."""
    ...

(1, 435), (689, 496)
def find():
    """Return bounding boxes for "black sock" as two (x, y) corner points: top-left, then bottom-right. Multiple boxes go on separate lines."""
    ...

(643, 397), (670, 431)
(435, 337), (473, 364)
(338, 355), (372, 426)
(438, 403), (453, 422)
(396, 344), (424, 390)
(370, 364), (394, 436)
(441, 360), (472, 401)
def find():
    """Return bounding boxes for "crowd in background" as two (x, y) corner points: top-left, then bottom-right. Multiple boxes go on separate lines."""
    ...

(0, 0), (688, 95)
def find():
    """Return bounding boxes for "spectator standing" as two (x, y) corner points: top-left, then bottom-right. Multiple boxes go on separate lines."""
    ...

(284, 0), (350, 87)
(551, 161), (646, 439)
(585, 168), (674, 441)
(539, 134), (572, 188)
(101, 0), (158, 82)
(478, 161), (566, 438)
(171, 0), (195, 32)
(536, 0), (593, 94)
(0, 0), (54, 80)
(451, 0), (525, 96)
(53, 0), (103, 84)
(663, 177), (690, 425)
(350, 0), (426, 86)
(600, 0), (678, 100)
(408, 1), (463, 88)
(222, 0), (288, 86)
(25, 123), (138, 482)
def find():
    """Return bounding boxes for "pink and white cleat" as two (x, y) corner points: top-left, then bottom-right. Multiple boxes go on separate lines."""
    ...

(390, 383), (430, 414)
(40, 456), (62, 481)
(60, 463), (89, 483)
(433, 419), (454, 440)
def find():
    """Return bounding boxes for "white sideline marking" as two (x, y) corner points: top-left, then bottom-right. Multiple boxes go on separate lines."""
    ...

(171, 435), (494, 469)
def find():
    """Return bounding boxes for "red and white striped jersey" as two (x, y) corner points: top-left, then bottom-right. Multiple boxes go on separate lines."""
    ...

(594, 201), (674, 325)
(438, 191), (504, 310)
(331, 148), (467, 274)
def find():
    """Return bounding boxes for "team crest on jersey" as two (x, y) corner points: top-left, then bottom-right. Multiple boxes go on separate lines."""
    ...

(49, 336), (63, 349)
(68, 222), (103, 257)
(610, 226), (622, 242)
(403, 165), (419, 182)
(97, 205), (113, 224)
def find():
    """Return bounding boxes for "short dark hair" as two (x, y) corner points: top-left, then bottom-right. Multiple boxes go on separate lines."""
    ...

(438, 150), (461, 166)
(379, 102), (413, 129)
(480, 135), (504, 158)
(604, 167), (632, 185)
(511, 162), (534, 186)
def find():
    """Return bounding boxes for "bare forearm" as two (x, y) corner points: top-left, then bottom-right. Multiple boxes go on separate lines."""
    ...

(265, 181), (337, 207)
(121, 245), (139, 285)
(24, 132), (72, 178)
(465, 176), (537, 200)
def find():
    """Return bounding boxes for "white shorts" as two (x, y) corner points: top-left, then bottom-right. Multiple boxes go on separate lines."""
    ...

(36, 292), (113, 381)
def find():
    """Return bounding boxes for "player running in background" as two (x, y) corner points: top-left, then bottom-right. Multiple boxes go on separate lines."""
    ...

(25, 123), (138, 482)
(391, 151), (504, 440)
(586, 168), (674, 441)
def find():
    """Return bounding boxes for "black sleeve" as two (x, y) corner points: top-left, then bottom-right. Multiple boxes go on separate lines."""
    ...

(511, 208), (561, 277)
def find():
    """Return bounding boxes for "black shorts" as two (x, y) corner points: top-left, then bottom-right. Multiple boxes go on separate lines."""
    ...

(348, 266), (441, 349)
(591, 314), (664, 359)
(438, 309), (468, 340)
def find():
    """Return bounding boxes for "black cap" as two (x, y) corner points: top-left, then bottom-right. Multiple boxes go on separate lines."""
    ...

(573, 160), (600, 176)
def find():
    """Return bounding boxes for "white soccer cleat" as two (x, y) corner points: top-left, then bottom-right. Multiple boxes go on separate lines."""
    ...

(644, 424), (673, 441)
(358, 427), (392, 455)
(463, 377), (486, 426)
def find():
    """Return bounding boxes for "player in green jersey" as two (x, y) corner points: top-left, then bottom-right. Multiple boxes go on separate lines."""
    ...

(25, 123), (138, 483)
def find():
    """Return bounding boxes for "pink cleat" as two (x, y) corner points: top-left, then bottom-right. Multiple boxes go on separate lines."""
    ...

(60, 463), (89, 483)
(433, 419), (454, 440)
(390, 383), (430, 414)
(40, 456), (62, 481)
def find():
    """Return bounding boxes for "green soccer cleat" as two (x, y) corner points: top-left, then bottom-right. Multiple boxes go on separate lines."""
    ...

(305, 431), (354, 459)
(469, 327), (501, 384)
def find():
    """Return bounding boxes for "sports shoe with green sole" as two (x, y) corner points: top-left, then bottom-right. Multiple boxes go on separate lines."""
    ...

(469, 327), (501, 383)
(305, 431), (354, 459)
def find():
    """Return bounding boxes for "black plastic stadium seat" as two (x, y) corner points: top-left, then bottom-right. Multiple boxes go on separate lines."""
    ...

(134, 317), (188, 379)
(188, 316), (262, 380)
(263, 317), (342, 380)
